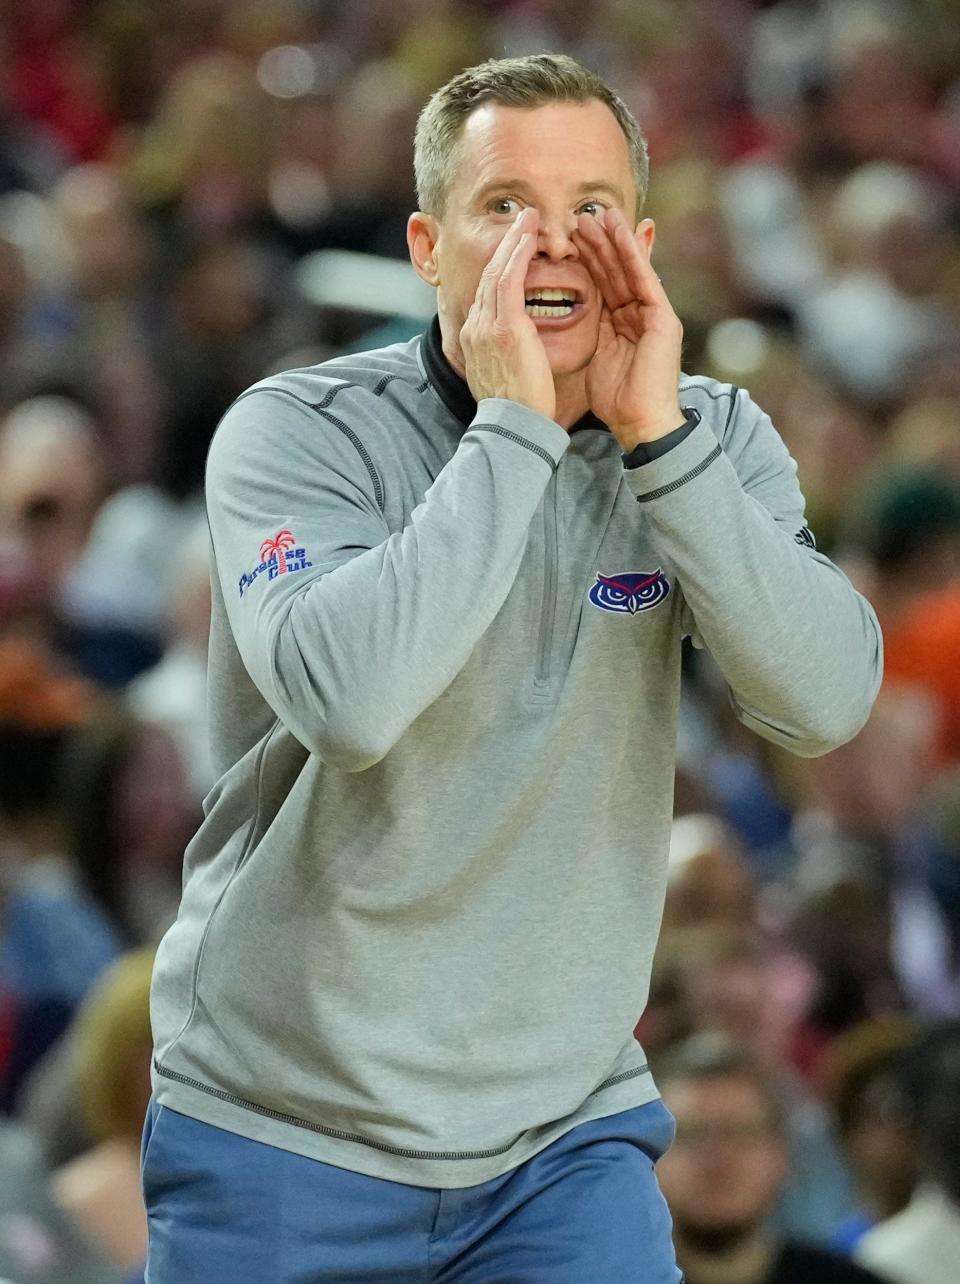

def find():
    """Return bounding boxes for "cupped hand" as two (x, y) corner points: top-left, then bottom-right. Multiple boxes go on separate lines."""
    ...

(459, 208), (557, 423)
(573, 209), (684, 449)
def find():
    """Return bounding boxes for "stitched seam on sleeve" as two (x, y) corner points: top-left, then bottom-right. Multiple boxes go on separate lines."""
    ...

(722, 386), (739, 435)
(679, 380), (739, 405)
(633, 443), (722, 504)
(470, 423), (557, 470)
(315, 408), (386, 512)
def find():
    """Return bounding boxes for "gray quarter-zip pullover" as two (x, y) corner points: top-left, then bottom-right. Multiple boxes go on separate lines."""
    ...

(149, 320), (882, 1187)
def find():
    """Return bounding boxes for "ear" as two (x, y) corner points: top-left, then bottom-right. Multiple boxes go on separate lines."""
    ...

(635, 217), (656, 254)
(407, 211), (441, 286)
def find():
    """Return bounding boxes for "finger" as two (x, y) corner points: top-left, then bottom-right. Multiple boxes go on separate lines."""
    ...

(605, 209), (671, 308)
(494, 227), (540, 326)
(597, 303), (617, 347)
(574, 213), (633, 310)
(476, 208), (537, 319)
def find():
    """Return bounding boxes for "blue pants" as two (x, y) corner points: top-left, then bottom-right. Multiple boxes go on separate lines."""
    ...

(142, 1097), (682, 1283)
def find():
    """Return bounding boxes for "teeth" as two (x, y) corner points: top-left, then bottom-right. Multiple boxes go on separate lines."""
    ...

(524, 287), (576, 318)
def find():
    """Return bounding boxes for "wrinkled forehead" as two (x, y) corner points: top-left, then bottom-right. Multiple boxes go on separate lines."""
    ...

(664, 1072), (781, 1127)
(447, 98), (638, 211)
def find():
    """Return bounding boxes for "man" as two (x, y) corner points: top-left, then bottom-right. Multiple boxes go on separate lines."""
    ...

(144, 54), (882, 1282)
(823, 1017), (919, 1256)
(855, 1022), (960, 1284)
(655, 1034), (885, 1284)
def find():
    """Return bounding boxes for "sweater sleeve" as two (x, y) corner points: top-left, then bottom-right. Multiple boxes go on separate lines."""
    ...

(205, 387), (569, 771)
(621, 387), (883, 757)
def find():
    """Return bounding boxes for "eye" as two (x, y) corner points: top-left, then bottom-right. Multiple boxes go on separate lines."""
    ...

(489, 197), (520, 216)
(576, 200), (606, 218)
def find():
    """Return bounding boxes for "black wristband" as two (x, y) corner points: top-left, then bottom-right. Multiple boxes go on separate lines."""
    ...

(621, 407), (701, 470)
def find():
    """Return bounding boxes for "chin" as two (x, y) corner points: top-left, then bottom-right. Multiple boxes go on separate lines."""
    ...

(540, 330), (598, 378)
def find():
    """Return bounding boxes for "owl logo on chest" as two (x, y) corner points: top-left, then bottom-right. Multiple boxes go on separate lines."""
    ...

(588, 569), (670, 615)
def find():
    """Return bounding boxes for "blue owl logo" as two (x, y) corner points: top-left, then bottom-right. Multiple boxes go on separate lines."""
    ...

(588, 569), (670, 615)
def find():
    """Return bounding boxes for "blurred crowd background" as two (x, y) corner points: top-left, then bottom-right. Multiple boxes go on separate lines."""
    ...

(0, 1), (959, 1282)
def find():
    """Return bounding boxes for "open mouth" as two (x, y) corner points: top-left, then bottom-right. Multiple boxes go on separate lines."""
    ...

(524, 287), (581, 318)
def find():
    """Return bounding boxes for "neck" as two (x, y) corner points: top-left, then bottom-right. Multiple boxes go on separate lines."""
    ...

(552, 371), (590, 428)
(675, 1226), (775, 1284)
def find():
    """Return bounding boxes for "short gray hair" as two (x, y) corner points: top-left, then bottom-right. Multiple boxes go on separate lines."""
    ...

(654, 1032), (789, 1137)
(414, 53), (649, 220)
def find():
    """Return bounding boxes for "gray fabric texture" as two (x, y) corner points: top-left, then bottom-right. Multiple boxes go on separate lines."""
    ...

(149, 330), (882, 1187)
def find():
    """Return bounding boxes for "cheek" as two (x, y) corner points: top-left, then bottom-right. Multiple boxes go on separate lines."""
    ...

(440, 226), (511, 298)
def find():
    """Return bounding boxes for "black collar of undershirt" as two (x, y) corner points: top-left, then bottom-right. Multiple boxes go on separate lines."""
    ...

(420, 315), (607, 436)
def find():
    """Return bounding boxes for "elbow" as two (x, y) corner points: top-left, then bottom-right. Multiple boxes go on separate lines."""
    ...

(788, 719), (863, 759)
(777, 690), (879, 758)
(315, 724), (393, 773)
(300, 697), (399, 771)
(798, 636), (883, 756)
(265, 621), (397, 770)
(284, 700), (395, 771)
(744, 620), (883, 757)
(265, 634), (395, 772)
(735, 686), (879, 759)
(792, 692), (878, 758)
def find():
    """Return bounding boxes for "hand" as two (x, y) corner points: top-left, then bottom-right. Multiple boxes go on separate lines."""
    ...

(460, 208), (557, 422)
(573, 209), (684, 450)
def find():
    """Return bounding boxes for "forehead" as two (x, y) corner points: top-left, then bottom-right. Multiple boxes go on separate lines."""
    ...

(449, 98), (635, 205)
(664, 1074), (773, 1121)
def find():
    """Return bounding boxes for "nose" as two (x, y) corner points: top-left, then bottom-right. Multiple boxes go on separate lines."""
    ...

(535, 210), (578, 261)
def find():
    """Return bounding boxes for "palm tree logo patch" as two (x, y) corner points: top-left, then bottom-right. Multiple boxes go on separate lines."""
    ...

(588, 569), (670, 615)
(239, 529), (313, 597)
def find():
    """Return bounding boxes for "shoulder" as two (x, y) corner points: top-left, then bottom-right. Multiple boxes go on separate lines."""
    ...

(856, 1188), (956, 1265)
(228, 333), (428, 420)
(206, 334), (430, 470)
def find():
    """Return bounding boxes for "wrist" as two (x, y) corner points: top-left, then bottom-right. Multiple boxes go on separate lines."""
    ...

(611, 406), (685, 451)
(620, 408), (701, 469)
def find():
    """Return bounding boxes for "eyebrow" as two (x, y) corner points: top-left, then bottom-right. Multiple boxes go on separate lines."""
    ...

(472, 178), (627, 207)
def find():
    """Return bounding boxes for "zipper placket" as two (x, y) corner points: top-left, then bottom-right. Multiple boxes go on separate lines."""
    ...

(534, 477), (560, 691)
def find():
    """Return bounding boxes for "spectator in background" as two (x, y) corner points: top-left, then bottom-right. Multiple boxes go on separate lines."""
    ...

(784, 684), (942, 1072)
(0, 2), (951, 1274)
(51, 162), (162, 486)
(0, 1117), (121, 1284)
(51, 948), (155, 1282)
(0, 638), (117, 1112)
(0, 395), (162, 685)
(858, 471), (960, 768)
(0, 396), (104, 627)
(128, 513), (214, 802)
(660, 813), (756, 933)
(823, 1017), (920, 1256)
(856, 1022), (960, 1284)
(647, 923), (854, 1246)
(131, 52), (280, 244)
(655, 1033), (884, 1284)
(58, 705), (195, 947)
(151, 234), (304, 498)
(796, 163), (956, 406)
